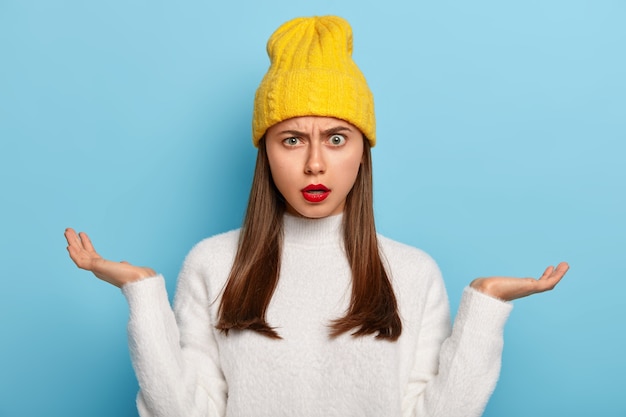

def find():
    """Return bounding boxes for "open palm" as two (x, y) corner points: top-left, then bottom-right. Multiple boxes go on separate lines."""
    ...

(64, 228), (156, 288)
(470, 262), (569, 301)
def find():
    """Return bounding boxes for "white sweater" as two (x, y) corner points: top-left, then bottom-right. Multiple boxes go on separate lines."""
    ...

(122, 214), (512, 417)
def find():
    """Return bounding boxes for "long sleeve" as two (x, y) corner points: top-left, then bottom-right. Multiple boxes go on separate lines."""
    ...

(402, 278), (512, 417)
(122, 269), (227, 417)
(118, 219), (512, 417)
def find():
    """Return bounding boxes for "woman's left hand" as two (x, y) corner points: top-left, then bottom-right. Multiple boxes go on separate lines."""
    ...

(470, 262), (569, 301)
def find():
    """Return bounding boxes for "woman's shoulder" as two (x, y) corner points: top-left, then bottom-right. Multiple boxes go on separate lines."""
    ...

(172, 229), (241, 306)
(193, 228), (240, 249)
(378, 235), (437, 267)
(377, 234), (443, 287)
(183, 229), (241, 268)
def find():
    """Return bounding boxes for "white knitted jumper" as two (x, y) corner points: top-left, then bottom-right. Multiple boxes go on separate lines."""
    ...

(122, 214), (512, 417)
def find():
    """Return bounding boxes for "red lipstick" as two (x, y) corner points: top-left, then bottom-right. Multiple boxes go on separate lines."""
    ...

(301, 184), (331, 203)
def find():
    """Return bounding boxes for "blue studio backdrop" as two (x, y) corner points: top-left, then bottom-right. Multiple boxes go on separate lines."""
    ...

(1, 1), (625, 416)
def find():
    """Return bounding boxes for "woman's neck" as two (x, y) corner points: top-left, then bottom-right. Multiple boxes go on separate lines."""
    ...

(282, 213), (344, 247)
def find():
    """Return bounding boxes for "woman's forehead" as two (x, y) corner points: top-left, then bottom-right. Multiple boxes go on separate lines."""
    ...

(268, 116), (358, 133)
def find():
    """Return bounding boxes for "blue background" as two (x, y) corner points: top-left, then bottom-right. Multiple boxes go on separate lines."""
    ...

(1, 0), (624, 416)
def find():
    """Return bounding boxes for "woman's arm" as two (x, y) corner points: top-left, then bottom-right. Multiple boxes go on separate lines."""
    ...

(403, 263), (568, 417)
(123, 273), (226, 417)
(64, 229), (226, 417)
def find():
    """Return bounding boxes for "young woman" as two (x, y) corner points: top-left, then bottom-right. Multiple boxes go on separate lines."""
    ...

(64, 16), (568, 417)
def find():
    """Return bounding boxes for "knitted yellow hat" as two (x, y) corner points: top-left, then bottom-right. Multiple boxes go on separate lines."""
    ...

(252, 16), (376, 147)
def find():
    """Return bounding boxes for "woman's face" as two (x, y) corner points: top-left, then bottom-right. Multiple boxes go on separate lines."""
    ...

(265, 116), (364, 219)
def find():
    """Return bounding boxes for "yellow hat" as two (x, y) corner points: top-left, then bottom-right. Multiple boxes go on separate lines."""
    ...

(252, 16), (376, 147)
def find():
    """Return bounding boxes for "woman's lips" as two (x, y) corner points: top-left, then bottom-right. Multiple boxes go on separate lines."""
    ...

(301, 184), (330, 203)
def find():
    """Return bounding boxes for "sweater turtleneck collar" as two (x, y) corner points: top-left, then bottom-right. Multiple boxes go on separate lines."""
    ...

(282, 213), (344, 247)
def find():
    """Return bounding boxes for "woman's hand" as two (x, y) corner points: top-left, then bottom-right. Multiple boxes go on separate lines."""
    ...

(470, 262), (569, 302)
(64, 228), (156, 288)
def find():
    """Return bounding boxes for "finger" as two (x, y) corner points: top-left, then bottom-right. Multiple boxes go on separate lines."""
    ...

(538, 265), (554, 280)
(78, 232), (98, 254)
(555, 262), (570, 275)
(66, 242), (88, 268)
(64, 227), (75, 241)
(548, 262), (569, 281)
(537, 262), (569, 292)
(65, 229), (87, 264)
(542, 262), (569, 279)
(64, 228), (83, 248)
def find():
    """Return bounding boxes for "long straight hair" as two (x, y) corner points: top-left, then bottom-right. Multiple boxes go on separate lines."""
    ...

(216, 137), (402, 341)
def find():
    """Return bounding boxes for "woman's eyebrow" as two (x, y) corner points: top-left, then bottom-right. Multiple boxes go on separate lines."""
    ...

(322, 126), (353, 135)
(277, 129), (307, 136)
(276, 126), (353, 136)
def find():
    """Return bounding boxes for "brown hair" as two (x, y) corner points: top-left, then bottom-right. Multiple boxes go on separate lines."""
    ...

(216, 137), (401, 341)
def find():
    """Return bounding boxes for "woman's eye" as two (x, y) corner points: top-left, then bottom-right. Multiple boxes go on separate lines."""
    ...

(329, 134), (346, 146)
(283, 137), (300, 146)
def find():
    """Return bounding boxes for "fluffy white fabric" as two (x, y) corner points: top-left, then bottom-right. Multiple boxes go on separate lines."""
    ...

(122, 214), (512, 417)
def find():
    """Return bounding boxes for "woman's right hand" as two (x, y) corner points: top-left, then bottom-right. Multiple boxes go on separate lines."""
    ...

(64, 228), (156, 288)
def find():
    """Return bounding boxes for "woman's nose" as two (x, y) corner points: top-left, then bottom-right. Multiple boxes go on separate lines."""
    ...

(304, 145), (325, 175)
